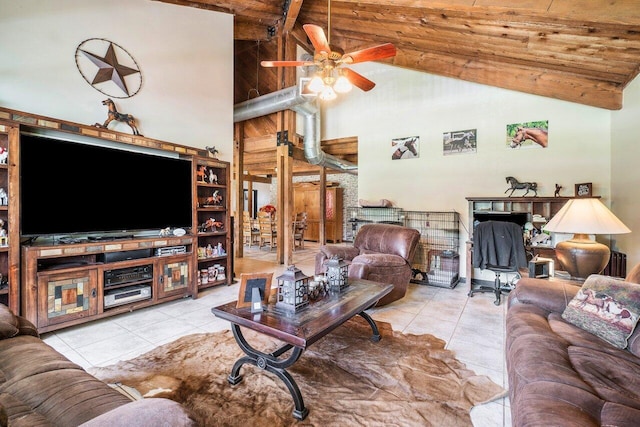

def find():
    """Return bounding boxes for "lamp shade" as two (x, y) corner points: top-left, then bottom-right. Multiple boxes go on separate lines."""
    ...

(543, 198), (630, 280)
(543, 198), (630, 235)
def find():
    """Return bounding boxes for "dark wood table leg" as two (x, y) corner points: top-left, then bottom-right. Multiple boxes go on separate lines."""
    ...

(227, 323), (309, 420)
(358, 311), (382, 342)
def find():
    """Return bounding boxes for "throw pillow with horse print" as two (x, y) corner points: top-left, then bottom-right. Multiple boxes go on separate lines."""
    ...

(507, 120), (548, 149)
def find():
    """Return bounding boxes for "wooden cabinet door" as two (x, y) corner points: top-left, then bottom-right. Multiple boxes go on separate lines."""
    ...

(158, 256), (192, 299)
(37, 269), (98, 329)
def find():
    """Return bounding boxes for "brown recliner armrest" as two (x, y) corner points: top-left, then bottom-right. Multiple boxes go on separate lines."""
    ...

(315, 245), (360, 275)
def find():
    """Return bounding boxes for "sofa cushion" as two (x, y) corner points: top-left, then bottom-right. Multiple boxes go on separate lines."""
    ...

(0, 308), (18, 340)
(561, 275), (640, 349)
(626, 262), (640, 284)
(601, 402), (640, 427)
(569, 346), (640, 411)
(79, 398), (196, 427)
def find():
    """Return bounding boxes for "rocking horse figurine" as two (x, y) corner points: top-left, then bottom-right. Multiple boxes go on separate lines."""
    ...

(94, 98), (142, 136)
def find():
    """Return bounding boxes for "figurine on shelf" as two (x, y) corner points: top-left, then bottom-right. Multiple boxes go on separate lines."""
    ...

(205, 146), (219, 158)
(202, 218), (223, 232)
(0, 220), (7, 247)
(94, 98), (142, 136)
(0, 147), (8, 164)
(197, 165), (207, 182)
(206, 190), (223, 205)
(554, 183), (563, 197)
(208, 169), (218, 184)
(159, 227), (171, 237)
(0, 188), (7, 206)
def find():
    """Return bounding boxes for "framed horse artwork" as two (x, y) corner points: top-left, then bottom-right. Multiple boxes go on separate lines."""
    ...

(443, 129), (477, 155)
(506, 120), (548, 149)
(391, 136), (419, 160)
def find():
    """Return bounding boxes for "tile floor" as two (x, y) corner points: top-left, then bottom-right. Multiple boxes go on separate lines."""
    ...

(42, 242), (511, 427)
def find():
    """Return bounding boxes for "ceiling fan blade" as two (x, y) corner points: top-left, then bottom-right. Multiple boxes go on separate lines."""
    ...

(260, 60), (313, 67)
(303, 24), (330, 54)
(341, 43), (396, 64)
(343, 68), (376, 92)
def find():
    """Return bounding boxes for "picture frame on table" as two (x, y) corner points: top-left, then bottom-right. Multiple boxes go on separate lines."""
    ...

(575, 183), (593, 198)
(236, 272), (273, 309)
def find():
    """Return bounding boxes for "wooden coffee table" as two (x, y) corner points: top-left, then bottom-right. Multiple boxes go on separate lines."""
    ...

(211, 279), (393, 420)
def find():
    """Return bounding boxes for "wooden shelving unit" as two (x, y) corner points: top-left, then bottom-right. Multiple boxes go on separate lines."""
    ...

(465, 196), (572, 284)
(22, 236), (196, 333)
(0, 123), (19, 313)
(193, 156), (232, 289)
(0, 106), (231, 332)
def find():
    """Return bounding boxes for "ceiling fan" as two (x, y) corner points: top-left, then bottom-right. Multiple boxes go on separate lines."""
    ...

(260, 2), (396, 99)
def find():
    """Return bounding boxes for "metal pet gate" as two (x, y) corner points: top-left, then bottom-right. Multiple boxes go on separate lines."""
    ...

(346, 208), (460, 289)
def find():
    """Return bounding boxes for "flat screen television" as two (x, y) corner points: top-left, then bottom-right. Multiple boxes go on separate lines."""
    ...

(20, 132), (193, 238)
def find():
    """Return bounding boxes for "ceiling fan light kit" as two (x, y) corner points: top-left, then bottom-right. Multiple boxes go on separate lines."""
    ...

(260, 8), (396, 101)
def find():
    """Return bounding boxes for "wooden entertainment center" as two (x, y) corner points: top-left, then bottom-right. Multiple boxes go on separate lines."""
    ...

(0, 107), (231, 332)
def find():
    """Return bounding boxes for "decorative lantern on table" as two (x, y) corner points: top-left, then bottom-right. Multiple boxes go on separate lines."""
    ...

(275, 265), (310, 312)
(326, 256), (349, 292)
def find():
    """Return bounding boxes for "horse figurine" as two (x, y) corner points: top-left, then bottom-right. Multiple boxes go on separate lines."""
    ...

(505, 176), (538, 197)
(95, 98), (142, 136)
(554, 184), (563, 197)
(206, 190), (223, 205)
(510, 127), (548, 148)
(392, 137), (418, 160)
(205, 146), (219, 158)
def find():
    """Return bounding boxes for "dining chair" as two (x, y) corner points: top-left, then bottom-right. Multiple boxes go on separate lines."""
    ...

(293, 212), (308, 250)
(243, 211), (259, 247)
(257, 211), (277, 251)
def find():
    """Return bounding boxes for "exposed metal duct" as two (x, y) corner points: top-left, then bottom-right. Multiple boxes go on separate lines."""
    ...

(233, 85), (358, 173)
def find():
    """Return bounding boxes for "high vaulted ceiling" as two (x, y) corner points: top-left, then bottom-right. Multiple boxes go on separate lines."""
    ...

(157, 0), (640, 111)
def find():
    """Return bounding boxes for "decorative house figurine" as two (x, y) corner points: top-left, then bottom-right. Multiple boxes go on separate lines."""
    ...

(325, 256), (349, 292)
(275, 265), (310, 312)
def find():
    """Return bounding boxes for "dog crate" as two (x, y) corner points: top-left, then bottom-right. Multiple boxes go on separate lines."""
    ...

(346, 207), (403, 241)
(404, 211), (460, 289)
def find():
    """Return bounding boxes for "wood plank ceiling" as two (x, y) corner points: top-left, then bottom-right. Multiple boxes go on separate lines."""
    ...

(156, 0), (640, 176)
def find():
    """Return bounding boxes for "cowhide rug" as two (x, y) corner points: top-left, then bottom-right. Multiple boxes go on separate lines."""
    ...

(89, 317), (506, 426)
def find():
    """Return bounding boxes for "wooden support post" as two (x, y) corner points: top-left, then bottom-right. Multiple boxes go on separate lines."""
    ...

(319, 168), (327, 246)
(234, 122), (245, 259)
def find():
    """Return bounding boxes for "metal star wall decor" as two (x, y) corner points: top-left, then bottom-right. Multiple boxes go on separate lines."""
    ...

(75, 38), (142, 98)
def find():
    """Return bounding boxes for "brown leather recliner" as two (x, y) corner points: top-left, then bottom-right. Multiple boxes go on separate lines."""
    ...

(315, 223), (420, 306)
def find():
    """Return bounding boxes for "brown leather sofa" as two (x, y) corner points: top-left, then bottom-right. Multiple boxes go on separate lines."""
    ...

(506, 264), (640, 426)
(0, 304), (195, 426)
(315, 223), (420, 306)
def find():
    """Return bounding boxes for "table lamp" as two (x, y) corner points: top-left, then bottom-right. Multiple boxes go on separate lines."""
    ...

(543, 198), (630, 280)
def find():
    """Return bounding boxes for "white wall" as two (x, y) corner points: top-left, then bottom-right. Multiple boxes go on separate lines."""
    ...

(318, 62), (619, 268)
(612, 76), (640, 266)
(0, 0), (234, 156)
